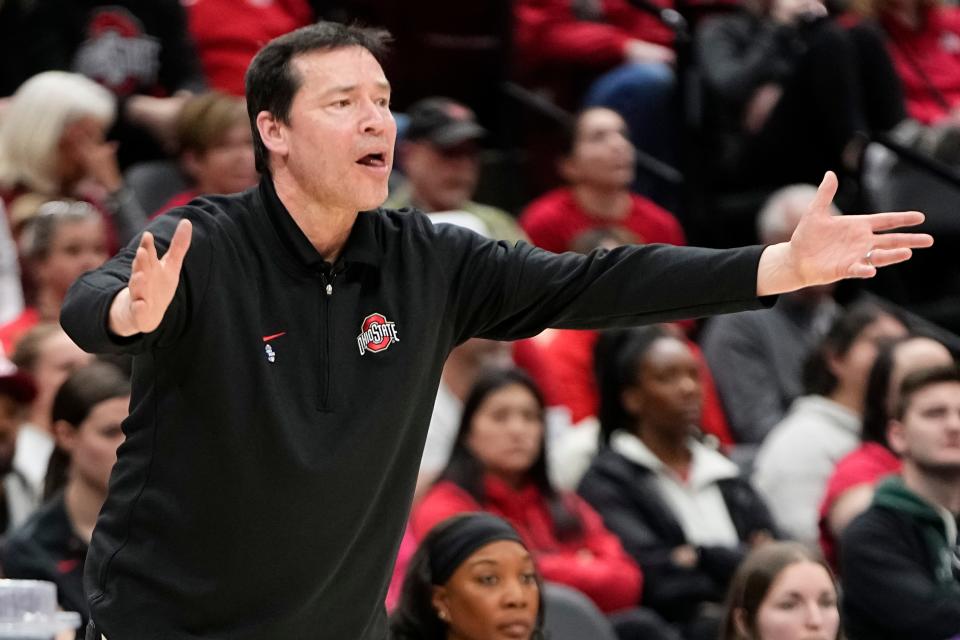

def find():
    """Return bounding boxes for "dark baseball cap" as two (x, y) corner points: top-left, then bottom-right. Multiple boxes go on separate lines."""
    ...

(405, 97), (486, 148)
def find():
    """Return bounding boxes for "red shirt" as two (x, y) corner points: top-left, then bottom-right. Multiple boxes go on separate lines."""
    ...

(184, 0), (314, 96)
(519, 188), (686, 255)
(514, 0), (675, 74)
(880, 6), (960, 124)
(152, 189), (198, 219)
(0, 307), (40, 355)
(818, 442), (901, 569)
(539, 328), (735, 446)
(412, 476), (642, 613)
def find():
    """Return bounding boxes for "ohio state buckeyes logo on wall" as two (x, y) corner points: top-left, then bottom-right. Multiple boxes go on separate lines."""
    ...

(357, 313), (399, 355)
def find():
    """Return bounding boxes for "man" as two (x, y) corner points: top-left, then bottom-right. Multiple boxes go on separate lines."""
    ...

(59, 21), (930, 640)
(385, 96), (526, 243)
(841, 365), (960, 639)
(701, 184), (841, 448)
(519, 106), (686, 254)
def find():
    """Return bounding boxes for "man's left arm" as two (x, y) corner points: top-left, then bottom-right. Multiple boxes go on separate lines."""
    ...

(440, 172), (931, 343)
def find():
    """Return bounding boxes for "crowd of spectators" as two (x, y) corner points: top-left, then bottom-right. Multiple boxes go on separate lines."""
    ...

(1, 1), (959, 639)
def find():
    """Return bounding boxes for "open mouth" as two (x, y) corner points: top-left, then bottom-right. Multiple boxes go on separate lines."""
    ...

(356, 152), (387, 168)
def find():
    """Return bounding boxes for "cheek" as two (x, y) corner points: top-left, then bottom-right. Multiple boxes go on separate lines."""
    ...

(756, 607), (803, 640)
(447, 588), (498, 636)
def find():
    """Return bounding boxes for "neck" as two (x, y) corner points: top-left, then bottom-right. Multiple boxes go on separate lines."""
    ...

(829, 386), (863, 417)
(35, 287), (64, 322)
(571, 184), (631, 221)
(272, 172), (357, 263)
(489, 469), (528, 490)
(63, 476), (107, 544)
(903, 464), (960, 514)
(27, 406), (51, 434)
(408, 190), (446, 214)
(635, 425), (691, 470)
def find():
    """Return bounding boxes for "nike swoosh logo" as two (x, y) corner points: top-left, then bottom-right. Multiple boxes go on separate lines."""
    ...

(262, 332), (287, 342)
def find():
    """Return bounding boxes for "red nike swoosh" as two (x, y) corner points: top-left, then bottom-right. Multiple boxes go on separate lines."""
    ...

(262, 332), (286, 342)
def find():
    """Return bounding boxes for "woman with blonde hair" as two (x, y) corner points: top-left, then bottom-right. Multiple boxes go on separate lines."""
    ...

(0, 71), (146, 247)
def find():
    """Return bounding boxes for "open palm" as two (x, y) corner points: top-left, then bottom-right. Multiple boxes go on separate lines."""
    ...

(789, 172), (933, 286)
(113, 219), (192, 335)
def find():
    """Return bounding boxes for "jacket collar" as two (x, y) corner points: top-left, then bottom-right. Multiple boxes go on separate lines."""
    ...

(610, 430), (740, 490)
(257, 176), (382, 271)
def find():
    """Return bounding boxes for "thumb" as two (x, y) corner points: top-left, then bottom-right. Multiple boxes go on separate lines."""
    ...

(809, 171), (839, 217)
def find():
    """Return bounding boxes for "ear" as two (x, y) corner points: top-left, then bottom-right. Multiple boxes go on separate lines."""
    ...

(825, 349), (845, 381)
(255, 111), (289, 165)
(180, 150), (204, 181)
(621, 385), (644, 418)
(887, 419), (908, 456)
(733, 607), (751, 639)
(52, 420), (78, 454)
(431, 585), (450, 622)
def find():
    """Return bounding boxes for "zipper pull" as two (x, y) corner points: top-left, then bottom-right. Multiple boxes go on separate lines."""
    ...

(325, 283), (333, 296)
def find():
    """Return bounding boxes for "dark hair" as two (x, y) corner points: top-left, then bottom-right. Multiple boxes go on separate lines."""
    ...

(802, 301), (898, 396)
(245, 21), (391, 174)
(895, 364), (960, 420)
(390, 514), (546, 640)
(595, 325), (673, 445)
(860, 336), (910, 448)
(438, 368), (583, 541)
(44, 361), (130, 499)
(558, 106), (619, 157)
(720, 542), (841, 640)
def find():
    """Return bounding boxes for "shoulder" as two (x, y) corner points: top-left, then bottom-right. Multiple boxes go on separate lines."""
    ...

(2, 499), (62, 571)
(841, 503), (905, 549)
(520, 188), (574, 221)
(582, 448), (647, 487)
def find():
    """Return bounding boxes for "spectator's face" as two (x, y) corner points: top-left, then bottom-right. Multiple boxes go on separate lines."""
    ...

(0, 395), (21, 475)
(54, 395), (127, 494)
(264, 46), (395, 212)
(752, 561), (839, 640)
(401, 140), (480, 212)
(185, 123), (257, 195)
(886, 338), (954, 415)
(467, 384), (544, 482)
(890, 381), (960, 474)
(30, 332), (93, 425)
(562, 108), (635, 190)
(627, 337), (702, 435)
(828, 314), (906, 403)
(58, 116), (110, 186)
(36, 217), (108, 299)
(432, 540), (539, 640)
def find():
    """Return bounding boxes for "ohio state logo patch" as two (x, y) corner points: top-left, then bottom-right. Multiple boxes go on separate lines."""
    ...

(357, 313), (399, 355)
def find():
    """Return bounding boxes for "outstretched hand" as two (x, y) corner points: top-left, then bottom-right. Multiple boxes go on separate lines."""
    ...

(109, 219), (193, 337)
(757, 172), (934, 296)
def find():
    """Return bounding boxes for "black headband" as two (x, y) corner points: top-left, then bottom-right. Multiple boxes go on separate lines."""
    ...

(429, 514), (524, 586)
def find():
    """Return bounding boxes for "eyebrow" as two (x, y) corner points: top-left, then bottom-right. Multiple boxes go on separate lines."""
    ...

(323, 81), (392, 96)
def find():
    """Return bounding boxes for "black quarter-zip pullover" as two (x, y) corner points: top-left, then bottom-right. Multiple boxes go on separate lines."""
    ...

(61, 178), (770, 639)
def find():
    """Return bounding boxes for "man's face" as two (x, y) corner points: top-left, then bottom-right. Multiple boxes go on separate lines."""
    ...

(402, 140), (480, 212)
(890, 381), (960, 476)
(562, 108), (635, 190)
(270, 47), (397, 212)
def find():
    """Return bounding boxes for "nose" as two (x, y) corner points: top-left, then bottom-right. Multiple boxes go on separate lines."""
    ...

(359, 97), (392, 135)
(502, 578), (529, 608)
(805, 602), (825, 629)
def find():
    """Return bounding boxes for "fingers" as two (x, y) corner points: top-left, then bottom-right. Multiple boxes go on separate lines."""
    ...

(863, 210), (926, 231)
(809, 171), (839, 216)
(140, 231), (159, 263)
(870, 232), (935, 250)
(162, 219), (193, 272)
(865, 247), (913, 269)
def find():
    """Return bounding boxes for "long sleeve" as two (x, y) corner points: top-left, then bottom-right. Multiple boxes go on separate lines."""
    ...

(841, 509), (960, 639)
(534, 496), (642, 612)
(701, 314), (786, 443)
(60, 208), (213, 355)
(433, 222), (770, 346)
(697, 14), (801, 108)
(577, 466), (721, 617)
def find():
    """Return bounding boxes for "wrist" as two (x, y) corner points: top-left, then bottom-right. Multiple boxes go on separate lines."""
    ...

(756, 242), (804, 296)
(108, 287), (138, 337)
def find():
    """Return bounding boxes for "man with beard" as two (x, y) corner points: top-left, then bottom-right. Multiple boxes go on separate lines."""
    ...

(841, 365), (960, 640)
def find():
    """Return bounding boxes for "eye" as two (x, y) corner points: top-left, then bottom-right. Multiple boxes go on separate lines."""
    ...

(332, 99), (351, 108)
(520, 572), (538, 584)
(376, 97), (390, 108)
(476, 575), (499, 586)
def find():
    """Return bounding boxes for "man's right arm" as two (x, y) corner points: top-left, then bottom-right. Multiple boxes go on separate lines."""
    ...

(61, 214), (205, 355)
